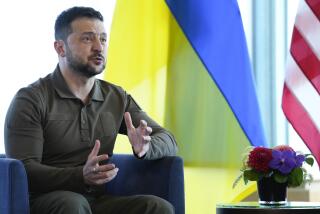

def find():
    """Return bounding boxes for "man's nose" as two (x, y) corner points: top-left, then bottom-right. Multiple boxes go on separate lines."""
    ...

(92, 38), (104, 52)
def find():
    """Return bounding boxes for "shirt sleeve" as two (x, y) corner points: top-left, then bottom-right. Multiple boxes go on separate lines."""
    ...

(4, 87), (87, 194)
(119, 94), (178, 160)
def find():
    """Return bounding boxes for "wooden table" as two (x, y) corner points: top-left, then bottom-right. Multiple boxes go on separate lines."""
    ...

(216, 202), (320, 214)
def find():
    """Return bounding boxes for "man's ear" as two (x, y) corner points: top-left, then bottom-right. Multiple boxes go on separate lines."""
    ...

(54, 40), (66, 57)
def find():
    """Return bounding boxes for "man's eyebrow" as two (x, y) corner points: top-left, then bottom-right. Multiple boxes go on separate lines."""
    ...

(81, 32), (107, 37)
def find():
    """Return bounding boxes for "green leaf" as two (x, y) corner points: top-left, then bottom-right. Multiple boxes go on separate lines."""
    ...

(274, 173), (288, 183)
(243, 169), (261, 181)
(232, 174), (243, 189)
(305, 157), (314, 166)
(243, 176), (248, 185)
(288, 168), (303, 187)
(301, 167), (313, 184)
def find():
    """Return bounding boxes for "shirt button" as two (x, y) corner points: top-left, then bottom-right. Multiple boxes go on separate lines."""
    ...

(82, 120), (86, 124)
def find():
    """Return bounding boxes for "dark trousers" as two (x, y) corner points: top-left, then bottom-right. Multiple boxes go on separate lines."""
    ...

(30, 191), (174, 214)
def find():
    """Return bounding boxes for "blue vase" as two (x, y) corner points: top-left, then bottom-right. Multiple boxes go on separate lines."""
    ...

(257, 177), (288, 205)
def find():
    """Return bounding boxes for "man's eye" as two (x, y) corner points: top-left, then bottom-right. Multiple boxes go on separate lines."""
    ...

(101, 38), (107, 43)
(82, 37), (91, 42)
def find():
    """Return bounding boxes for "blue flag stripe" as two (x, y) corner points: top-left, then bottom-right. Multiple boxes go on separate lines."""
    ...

(165, 0), (266, 147)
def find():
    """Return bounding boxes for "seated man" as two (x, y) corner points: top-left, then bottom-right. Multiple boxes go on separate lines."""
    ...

(4, 6), (177, 214)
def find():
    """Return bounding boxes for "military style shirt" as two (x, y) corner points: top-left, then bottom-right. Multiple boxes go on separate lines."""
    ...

(4, 66), (177, 195)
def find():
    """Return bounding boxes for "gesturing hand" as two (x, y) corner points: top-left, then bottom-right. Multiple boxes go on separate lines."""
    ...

(83, 140), (118, 185)
(124, 112), (152, 157)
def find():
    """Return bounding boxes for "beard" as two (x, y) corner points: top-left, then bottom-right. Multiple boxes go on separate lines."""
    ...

(65, 46), (106, 78)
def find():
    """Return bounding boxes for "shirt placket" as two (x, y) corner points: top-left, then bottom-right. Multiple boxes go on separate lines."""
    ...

(80, 107), (90, 142)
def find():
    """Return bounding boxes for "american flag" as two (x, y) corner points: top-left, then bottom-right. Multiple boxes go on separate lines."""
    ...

(282, 0), (320, 165)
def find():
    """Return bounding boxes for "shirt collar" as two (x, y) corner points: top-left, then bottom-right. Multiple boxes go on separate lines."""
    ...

(51, 65), (104, 102)
(90, 80), (104, 102)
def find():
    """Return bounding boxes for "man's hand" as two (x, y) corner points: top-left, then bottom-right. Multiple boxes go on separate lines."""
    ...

(124, 112), (152, 157)
(83, 140), (118, 185)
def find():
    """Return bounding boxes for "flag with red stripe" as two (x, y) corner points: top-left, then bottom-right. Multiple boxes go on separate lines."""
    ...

(282, 0), (320, 165)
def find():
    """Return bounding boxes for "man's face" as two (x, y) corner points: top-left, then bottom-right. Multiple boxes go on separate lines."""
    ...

(65, 18), (107, 78)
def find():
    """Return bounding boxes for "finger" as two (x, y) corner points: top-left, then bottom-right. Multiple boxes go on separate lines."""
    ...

(146, 126), (152, 134)
(143, 135), (151, 141)
(124, 112), (135, 130)
(88, 165), (116, 180)
(139, 120), (147, 128)
(88, 140), (100, 159)
(95, 163), (116, 173)
(90, 154), (108, 166)
(95, 169), (119, 184)
(91, 167), (119, 180)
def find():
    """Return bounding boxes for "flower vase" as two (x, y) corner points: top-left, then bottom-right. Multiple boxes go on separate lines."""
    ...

(257, 177), (287, 205)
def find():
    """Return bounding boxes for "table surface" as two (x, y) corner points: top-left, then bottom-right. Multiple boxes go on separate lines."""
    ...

(216, 202), (320, 214)
(217, 202), (320, 209)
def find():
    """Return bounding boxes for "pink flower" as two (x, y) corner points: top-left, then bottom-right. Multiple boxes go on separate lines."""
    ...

(273, 145), (294, 152)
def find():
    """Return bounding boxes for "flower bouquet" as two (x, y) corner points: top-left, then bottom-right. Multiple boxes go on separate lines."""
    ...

(233, 145), (314, 205)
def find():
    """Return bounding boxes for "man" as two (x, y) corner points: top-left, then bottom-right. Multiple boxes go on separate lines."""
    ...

(4, 6), (177, 214)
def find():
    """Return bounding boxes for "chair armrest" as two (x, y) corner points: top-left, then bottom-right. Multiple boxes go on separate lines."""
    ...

(105, 154), (185, 214)
(0, 155), (29, 214)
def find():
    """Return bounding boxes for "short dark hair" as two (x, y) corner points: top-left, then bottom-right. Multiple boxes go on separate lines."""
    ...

(54, 6), (104, 41)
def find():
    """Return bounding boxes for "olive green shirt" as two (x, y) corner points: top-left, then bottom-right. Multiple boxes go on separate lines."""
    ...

(4, 66), (177, 195)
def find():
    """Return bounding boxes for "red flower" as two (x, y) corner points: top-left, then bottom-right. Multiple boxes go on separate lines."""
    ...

(247, 147), (273, 172)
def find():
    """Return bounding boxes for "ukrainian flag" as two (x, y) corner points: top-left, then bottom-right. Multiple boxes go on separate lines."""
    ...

(105, 0), (266, 213)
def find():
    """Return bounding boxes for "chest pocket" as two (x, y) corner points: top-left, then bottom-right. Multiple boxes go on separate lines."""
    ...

(47, 113), (74, 121)
(45, 113), (74, 134)
(44, 113), (77, 154)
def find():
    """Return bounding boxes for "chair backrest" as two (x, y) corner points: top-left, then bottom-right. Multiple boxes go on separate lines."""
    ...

(106, 154), (185, 214)
(0, 154), (30, 214)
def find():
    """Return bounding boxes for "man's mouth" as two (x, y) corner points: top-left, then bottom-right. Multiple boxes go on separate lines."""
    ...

(90, 55), (105, 65)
